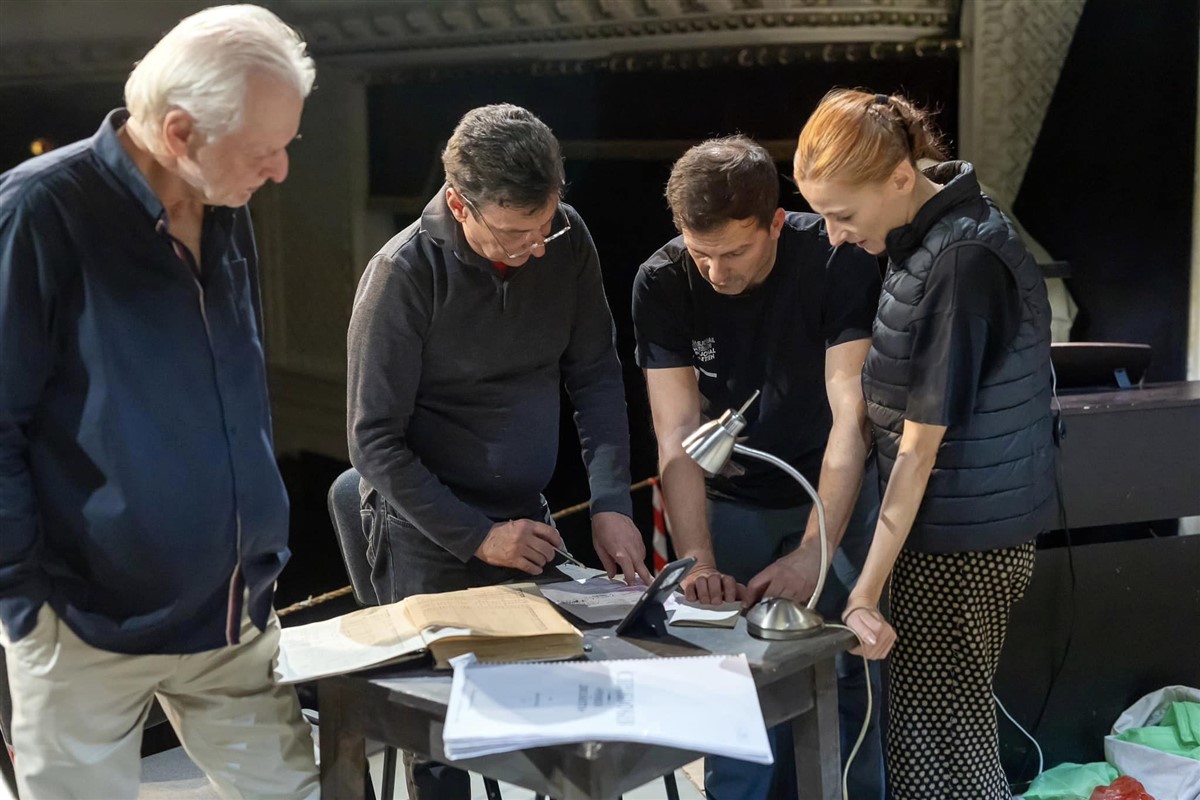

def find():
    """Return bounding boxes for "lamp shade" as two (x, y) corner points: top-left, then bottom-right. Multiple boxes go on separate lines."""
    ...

(681, 412), (741, 474)
(681, 390), (756, 475)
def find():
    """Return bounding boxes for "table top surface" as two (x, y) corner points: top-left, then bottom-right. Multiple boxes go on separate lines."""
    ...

(1057, 380), (1200, 414)
(333, 616), (855, 711)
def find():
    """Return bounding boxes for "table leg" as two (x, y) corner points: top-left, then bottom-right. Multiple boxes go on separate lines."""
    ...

(792, 658), (841, 800)
(319, 680), (367, 800)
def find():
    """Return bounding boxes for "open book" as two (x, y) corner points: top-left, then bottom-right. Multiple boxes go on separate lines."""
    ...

(275, 583), (583, 683)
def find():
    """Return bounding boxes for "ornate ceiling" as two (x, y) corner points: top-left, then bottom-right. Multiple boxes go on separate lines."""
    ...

(0, 0), (959, 84)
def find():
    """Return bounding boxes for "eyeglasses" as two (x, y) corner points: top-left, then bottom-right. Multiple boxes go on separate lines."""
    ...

(460, 194), (571, 260)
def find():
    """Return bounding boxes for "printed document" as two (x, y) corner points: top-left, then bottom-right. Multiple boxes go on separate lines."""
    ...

(442, 653), (772, 764)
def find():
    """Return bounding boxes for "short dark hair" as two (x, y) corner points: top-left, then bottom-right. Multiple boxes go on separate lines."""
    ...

(665, 135), (780, 233)
(442, 104), (565, 210)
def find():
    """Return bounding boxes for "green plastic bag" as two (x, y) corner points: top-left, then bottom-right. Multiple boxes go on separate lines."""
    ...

(1023, 762), (1120, 800)
(1113, 701), (1200, 760)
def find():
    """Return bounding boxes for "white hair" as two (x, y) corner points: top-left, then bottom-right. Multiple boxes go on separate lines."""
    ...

(125, 4), (315, 149)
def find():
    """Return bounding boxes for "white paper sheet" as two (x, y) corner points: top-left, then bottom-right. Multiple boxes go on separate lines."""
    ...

(443, 653), (772, 764)
(555, 563), (608, 583)
(539, 576), (646, 623)
(665, 596), (742, 628)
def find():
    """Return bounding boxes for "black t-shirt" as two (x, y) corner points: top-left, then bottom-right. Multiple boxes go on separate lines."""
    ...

(905, 244), (1020, 427)
(632, 212), (882, 507)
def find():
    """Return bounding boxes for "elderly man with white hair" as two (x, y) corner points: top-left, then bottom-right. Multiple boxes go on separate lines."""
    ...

(0, 5), (319, 798)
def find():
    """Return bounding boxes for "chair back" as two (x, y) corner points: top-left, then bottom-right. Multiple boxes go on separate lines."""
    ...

(327, 467), (379, 607)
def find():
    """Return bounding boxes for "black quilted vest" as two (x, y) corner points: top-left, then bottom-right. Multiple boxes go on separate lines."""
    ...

(863, 161), (1056, 553)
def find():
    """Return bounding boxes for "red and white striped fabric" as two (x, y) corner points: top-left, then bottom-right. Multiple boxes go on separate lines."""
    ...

(650, 477), (672, 572)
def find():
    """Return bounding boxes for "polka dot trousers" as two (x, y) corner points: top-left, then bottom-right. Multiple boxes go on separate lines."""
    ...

(886, 540), (1036, 800)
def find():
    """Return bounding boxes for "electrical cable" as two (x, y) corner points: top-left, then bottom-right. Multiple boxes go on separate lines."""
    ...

(1011, 362), (1077, 791)
(826, 622), (874, 800)
(995, 690), (1044, 777)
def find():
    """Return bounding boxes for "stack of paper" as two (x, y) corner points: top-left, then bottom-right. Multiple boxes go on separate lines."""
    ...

(664, 596), (742, 628)
(442, 653), (772, 764)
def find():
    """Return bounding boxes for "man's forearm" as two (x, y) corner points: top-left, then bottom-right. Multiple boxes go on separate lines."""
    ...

(565, 354), (634, 519)
(800, 416), (869, 555)
(658, 447), (717, 563)
(349, 428), (495, 562)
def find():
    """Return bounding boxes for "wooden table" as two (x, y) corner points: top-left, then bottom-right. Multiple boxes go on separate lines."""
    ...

(318, 619), (854, 800)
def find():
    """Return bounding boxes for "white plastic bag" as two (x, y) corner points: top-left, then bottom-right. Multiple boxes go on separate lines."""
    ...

(1104, 686), (1200, 800)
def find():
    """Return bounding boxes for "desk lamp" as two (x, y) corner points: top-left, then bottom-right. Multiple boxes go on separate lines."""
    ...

(681, 391), (828, 639)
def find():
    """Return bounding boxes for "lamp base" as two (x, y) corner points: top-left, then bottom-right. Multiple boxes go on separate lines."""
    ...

(745, 598), (826, 640)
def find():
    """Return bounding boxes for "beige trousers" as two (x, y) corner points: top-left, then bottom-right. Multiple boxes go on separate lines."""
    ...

(3, 603), (318, 800)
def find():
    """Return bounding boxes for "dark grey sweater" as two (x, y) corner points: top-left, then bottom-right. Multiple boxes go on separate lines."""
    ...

(347, 189), (633, 564)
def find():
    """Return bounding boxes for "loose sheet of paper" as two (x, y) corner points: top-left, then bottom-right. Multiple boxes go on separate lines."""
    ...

(539, 576), (646, 623)
(555, 563), (607, 583)
(443, 653), (772, 764)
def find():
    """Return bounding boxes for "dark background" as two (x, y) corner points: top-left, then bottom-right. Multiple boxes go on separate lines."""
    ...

(1015, 0), (1198, 385)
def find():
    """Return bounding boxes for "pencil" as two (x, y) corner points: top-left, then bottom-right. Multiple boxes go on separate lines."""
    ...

(553, 545), (587, 568)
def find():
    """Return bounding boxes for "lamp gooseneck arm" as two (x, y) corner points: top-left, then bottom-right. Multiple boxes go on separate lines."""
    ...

(730, 443), (828, 611)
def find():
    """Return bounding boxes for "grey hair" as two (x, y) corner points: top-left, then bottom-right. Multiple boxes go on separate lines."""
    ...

(125, 4), (315, 149)
(442, 104), (565, 210)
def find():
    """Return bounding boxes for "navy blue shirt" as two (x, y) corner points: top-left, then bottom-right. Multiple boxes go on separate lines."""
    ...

(0, 110), (290, 654)
(633, 212), (881, 507)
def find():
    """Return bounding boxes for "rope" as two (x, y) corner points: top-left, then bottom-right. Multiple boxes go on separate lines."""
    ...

(277, 477), (657, 618)
(277, 585), (354, 618)
(550, 477), (656, 520)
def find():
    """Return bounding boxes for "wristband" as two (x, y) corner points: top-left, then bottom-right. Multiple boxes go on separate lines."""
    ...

(841, 605), (878, 624)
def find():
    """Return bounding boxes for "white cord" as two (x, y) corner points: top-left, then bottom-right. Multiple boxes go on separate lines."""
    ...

(826, 623), (873, 800)
(1050, 361), (1063, 417)
(994, 691), (1044, 778)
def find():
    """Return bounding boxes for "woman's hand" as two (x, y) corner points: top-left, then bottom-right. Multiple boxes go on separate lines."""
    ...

(842, 605), (897, 660)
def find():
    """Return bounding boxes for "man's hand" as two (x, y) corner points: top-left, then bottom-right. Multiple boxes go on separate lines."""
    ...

(843, 605), (896, 660)
(680, 562), (743, 605)
(742, 539), (824, 609)
(591, 512), (653, 585)
(474, 519), (562, 574)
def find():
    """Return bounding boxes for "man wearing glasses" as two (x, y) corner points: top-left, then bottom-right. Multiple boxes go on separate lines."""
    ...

(349, 105), (649, 794)
(348, 104), (648, 605)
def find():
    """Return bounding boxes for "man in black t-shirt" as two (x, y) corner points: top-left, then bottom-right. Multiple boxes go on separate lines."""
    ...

(632, 137), (884, 800)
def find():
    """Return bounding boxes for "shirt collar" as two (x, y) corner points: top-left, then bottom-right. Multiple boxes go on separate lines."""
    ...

(92, 107), (237, 232)
(884, 160), (981, 262)
(420, 183), (494, 272)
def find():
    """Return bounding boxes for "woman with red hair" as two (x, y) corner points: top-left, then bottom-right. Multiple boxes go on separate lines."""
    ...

(794, 89), (1056, 799)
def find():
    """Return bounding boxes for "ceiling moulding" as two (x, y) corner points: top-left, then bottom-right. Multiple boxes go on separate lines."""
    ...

(368, 38), (962, 84)
(0, 0), (957, 84)
(298, 0), (958, 68)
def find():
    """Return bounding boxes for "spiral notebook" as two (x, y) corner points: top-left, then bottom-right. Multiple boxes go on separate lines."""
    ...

(442, 653), (772, 764)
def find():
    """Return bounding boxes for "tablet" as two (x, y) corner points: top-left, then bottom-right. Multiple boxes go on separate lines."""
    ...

(614, 556), (696, 638)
